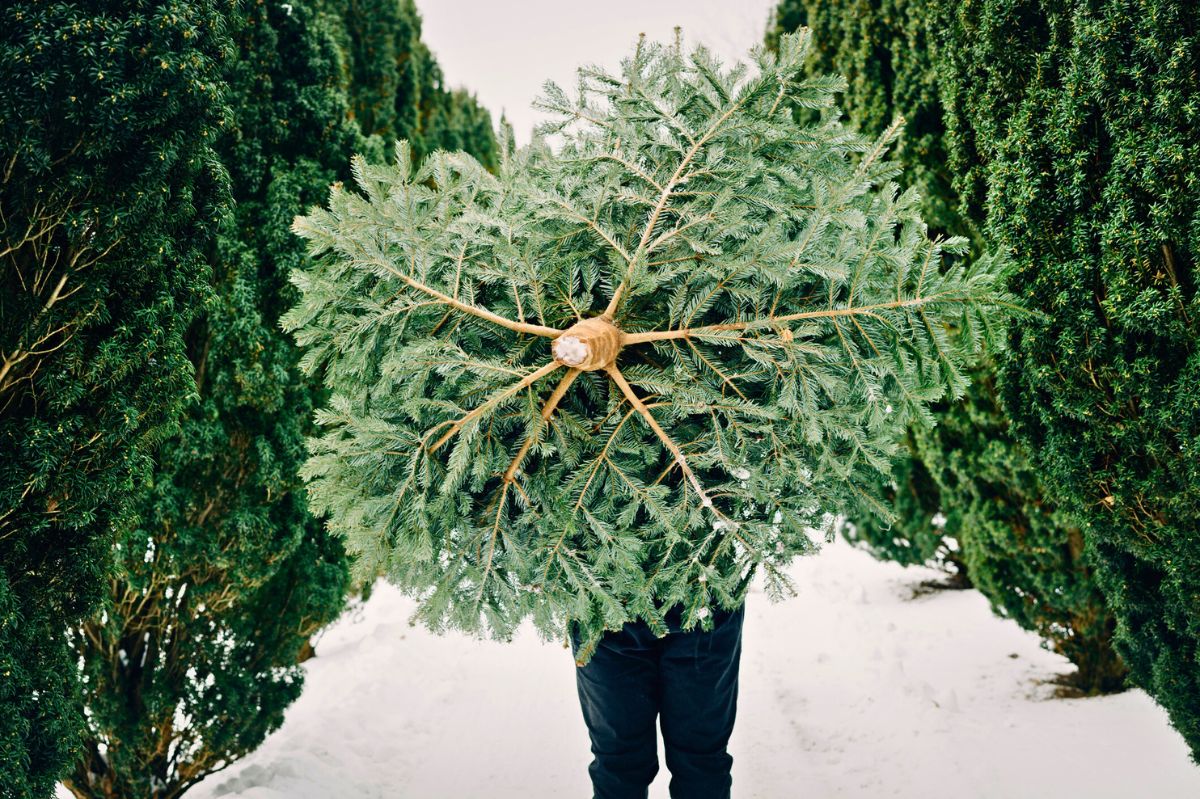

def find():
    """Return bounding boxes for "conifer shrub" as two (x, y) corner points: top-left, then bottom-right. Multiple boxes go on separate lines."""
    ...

(767, 0), (1125, 691)
(939, 0), (1200, 753)
(63, 4), (358, 796)
(285, 31), (1012, 662)
(915, 372), (1126, 691)
(337, 0), (496, 168)
(0, 2), (230, 793)
(65, 2), (500, 794)
(843, 426), (964, 574)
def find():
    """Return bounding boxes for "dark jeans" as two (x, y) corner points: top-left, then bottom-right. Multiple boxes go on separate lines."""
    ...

(571, 603), (745, 799)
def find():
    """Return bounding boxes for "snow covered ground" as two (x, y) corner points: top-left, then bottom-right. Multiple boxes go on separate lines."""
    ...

(186, 541), (1200, 799)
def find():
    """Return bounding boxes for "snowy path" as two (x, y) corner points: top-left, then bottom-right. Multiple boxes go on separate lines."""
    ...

(191, 542), (1200, 799)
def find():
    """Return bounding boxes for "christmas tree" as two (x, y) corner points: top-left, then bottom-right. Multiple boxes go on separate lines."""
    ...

(286, 30), (1013, 660)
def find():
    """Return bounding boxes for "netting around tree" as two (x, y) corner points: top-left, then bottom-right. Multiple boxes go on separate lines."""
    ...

(285, 30), (1010, 659)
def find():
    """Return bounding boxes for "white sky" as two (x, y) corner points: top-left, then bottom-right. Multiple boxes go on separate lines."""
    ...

(419, 0), (780, 144)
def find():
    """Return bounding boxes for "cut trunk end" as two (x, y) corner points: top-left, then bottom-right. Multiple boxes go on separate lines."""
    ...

(552, 316), (623, 371)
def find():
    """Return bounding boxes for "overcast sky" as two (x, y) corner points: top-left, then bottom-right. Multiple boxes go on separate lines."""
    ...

(419, 0), (780, 145)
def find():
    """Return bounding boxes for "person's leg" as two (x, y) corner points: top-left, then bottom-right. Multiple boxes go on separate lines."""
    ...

(658, 604), (745, 799)
(573, 620), (662, 799)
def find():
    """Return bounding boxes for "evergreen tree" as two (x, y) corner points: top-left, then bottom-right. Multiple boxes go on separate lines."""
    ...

(939, 0), (1200, 753)
(339, 0), (419, 140)
(424, 84), (499, 172)
(285, 31), (1012, 662)
(766, 0), (968, 237)
(64, 4), (357, 797)
(768, 1), (1125, 692)
(0, 3), (231, 794)
(910, 373), (1125, 691)
(335, 0), (496, 168)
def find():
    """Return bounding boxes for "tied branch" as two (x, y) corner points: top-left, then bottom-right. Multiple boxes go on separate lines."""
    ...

(620, 290), (976, 344)
(503, 367), (582, 483)
(427, 360), (563, 453)
(604, 364), (713, 507)
(603, 88), (757, 319)
(346, 239), (562, 338)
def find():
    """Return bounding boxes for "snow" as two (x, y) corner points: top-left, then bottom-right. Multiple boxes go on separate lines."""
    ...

(180, 541), (1200, 799)
(552, 335), (589, 367)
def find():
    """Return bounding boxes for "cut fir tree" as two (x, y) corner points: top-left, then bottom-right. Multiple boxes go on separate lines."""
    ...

(285, 29), (1013, 661)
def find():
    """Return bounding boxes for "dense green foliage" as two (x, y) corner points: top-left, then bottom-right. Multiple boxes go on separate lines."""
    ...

(7, 0), (1193, 787)
(913, 372), (1125, 691)
(336, 0), (496, 169)
(286, 31), (1011, 663)
(844, 426), (965, 575)
(63, 2), (498, 796)
(0, 2), (231, 794)
(767, 0), (978, 575)
(63, 5), (353, 796)
(938, 0), (1200, 752)
(768, 0), (1125, 692)
(766, 0), (967, 238)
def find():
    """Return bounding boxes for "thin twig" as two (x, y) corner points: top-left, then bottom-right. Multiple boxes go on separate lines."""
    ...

(477, 482), (510, 600)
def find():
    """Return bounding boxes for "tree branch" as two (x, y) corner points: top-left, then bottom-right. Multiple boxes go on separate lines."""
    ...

(427, 360), (563, 453)
(503, 367), (582, 482)
(622, 290), (977, 344)
(604, 364), (712, 506)
(605, 93), (755, 317)
(357, 243), (562, 337)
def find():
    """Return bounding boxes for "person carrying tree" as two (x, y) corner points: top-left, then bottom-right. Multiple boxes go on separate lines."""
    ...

(286, 28), (1011, 799)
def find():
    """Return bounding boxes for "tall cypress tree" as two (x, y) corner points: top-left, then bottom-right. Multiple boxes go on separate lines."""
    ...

(767, 0), (1125, 692)
(0, 3), (231, 795)
(65, 3), (357, 796)
(336, 0), (497, 168)
(939, 0), (1200, 754)
(340, 0), (418, 141)
(766, 0), (968, 238)
(66, 2), (499, 795)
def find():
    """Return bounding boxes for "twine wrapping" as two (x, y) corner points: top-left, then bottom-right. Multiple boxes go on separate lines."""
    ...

(551, 316), (623, 371)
